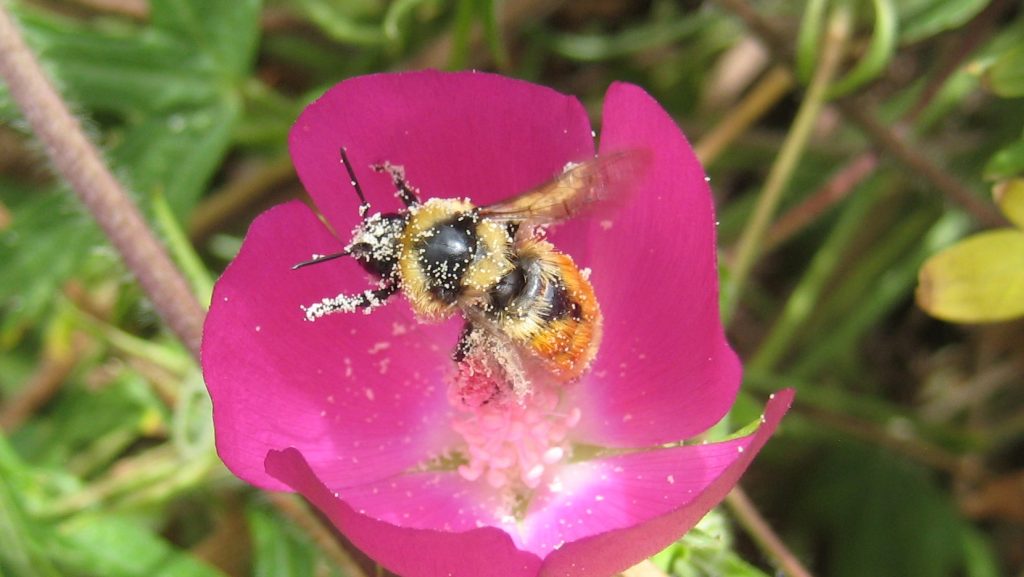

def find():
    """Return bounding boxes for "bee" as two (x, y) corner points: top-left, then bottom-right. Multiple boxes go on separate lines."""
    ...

(297, 148), (649, 396)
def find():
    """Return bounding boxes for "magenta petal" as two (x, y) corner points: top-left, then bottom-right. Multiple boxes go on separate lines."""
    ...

(566, 82), (741, 447)
(266, 448), (543, 577)
(538, 390), (793, 576)
(202, 201), (461, 490)
(290, 70), (594, 234)
(337, 471), (505, 533)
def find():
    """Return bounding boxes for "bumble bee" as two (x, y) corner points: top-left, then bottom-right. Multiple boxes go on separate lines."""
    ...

(297, 148), (648, 393)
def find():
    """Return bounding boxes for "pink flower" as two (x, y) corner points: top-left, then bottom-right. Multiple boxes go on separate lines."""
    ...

(202, 71), (792, 577)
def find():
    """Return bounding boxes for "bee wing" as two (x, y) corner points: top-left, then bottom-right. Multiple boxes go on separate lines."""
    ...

(478, 148), (651, 225)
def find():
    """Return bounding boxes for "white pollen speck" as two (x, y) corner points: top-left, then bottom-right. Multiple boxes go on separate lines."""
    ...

(738, 446), (745, 453)
(254, 325), (261, 332)
(392, 322), (408, 336)
(590, 130), (597, 138)
(704, 176), (711, 182)
(222, 296), (229, 302)
(365, 388), (375, 401)
(769, 393), (776, 399)
(595, 495), (605, 501)
(667, 474), (675, 484)
(368, 341), (391, 354)
(599, 220), (613, 231)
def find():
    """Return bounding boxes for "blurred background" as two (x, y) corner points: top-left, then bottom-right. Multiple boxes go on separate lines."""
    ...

(1, 1), (1022, 576)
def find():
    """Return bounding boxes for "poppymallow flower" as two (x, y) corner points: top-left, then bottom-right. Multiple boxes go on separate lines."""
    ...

(202, 70), (792, 577)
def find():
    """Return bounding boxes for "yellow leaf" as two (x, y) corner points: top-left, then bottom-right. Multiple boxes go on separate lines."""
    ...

(917, 229), (1024, 323)
(994, 178), (1024, 230)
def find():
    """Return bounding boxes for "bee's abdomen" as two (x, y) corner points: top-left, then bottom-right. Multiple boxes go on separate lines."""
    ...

(489, 240), (602, 381)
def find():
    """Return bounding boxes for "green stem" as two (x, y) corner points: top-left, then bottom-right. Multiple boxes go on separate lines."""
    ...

(723, 5), (851, 324)
(750, 180), (880, 371)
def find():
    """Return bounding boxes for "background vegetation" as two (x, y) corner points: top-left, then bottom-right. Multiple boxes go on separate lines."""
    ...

(1, 1), (1022, 576)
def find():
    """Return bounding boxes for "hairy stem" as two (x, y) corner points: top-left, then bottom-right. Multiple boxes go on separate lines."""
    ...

(0, 5), (205, 356)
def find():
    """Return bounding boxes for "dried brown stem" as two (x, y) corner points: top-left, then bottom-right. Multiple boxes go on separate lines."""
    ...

(696, 66), (794, 165)
(836, 101), (1005, 227)
(188, 155), (296, 243)
(765, 151), (878, 249)
(0, 5), (205, 356)
(726, 488), (814, 577)
(0, 339), (81, 431)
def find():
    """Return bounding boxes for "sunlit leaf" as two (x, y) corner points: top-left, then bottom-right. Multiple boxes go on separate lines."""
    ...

(994, 178), (1024, 229)
(917, 229), (1024, 322)
(983, 138), (1024, 181)
(987, 42), (1024, 98)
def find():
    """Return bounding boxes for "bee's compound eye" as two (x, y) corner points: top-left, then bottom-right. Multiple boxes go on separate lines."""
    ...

(350, 242), (373, 258)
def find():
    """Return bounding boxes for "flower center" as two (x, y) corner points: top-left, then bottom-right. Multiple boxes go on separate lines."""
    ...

(448, 360), (581, 492)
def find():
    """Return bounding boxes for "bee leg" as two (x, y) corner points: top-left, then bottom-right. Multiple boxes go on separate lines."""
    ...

(452, 322), (475, 362)
(302, 282), (400, 321)
(372, 161), (420, 207)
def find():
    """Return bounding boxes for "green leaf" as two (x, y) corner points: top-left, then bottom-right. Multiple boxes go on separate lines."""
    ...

(795, 443), (967, 577)
(53, 514), (228, 577)
(295, 0), (385, 45)
(14, 7), (218, 114)
(150, 0), (263, 77)
(246, 501), (346, 577)
(110, 100), (240, 219)
(827, 0), (898, 97)
(917, 229), (1024, 322)
(987, 42), (1024, 98)
(0, 186), (103, 344)
(994, 178), (1024, 229)
(983, 138), (1024, 181)
(897, 0), (991, 44)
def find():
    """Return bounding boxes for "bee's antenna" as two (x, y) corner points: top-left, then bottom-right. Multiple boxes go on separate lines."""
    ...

(291, 249), (349, 270)
(340, 147), (371, 217)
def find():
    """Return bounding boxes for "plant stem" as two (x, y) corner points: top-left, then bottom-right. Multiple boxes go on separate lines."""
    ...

(0, 5), (205, 357)
(765, 152), (878, 249)
(726, 488), (815, 577)
(723, 6), (851, 323)
(695, 66), (794, 165)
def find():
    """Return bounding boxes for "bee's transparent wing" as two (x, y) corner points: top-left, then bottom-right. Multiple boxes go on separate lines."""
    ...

(478, 148), (651, 226)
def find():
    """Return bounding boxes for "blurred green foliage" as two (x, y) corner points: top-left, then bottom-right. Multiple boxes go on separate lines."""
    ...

(1, 0), (1023, 576)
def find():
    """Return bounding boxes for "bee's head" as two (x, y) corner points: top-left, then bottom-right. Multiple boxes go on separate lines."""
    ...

(347, 212), (406, 279)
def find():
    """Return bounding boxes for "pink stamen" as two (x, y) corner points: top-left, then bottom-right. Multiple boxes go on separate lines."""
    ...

(448, 370), (579, 493)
